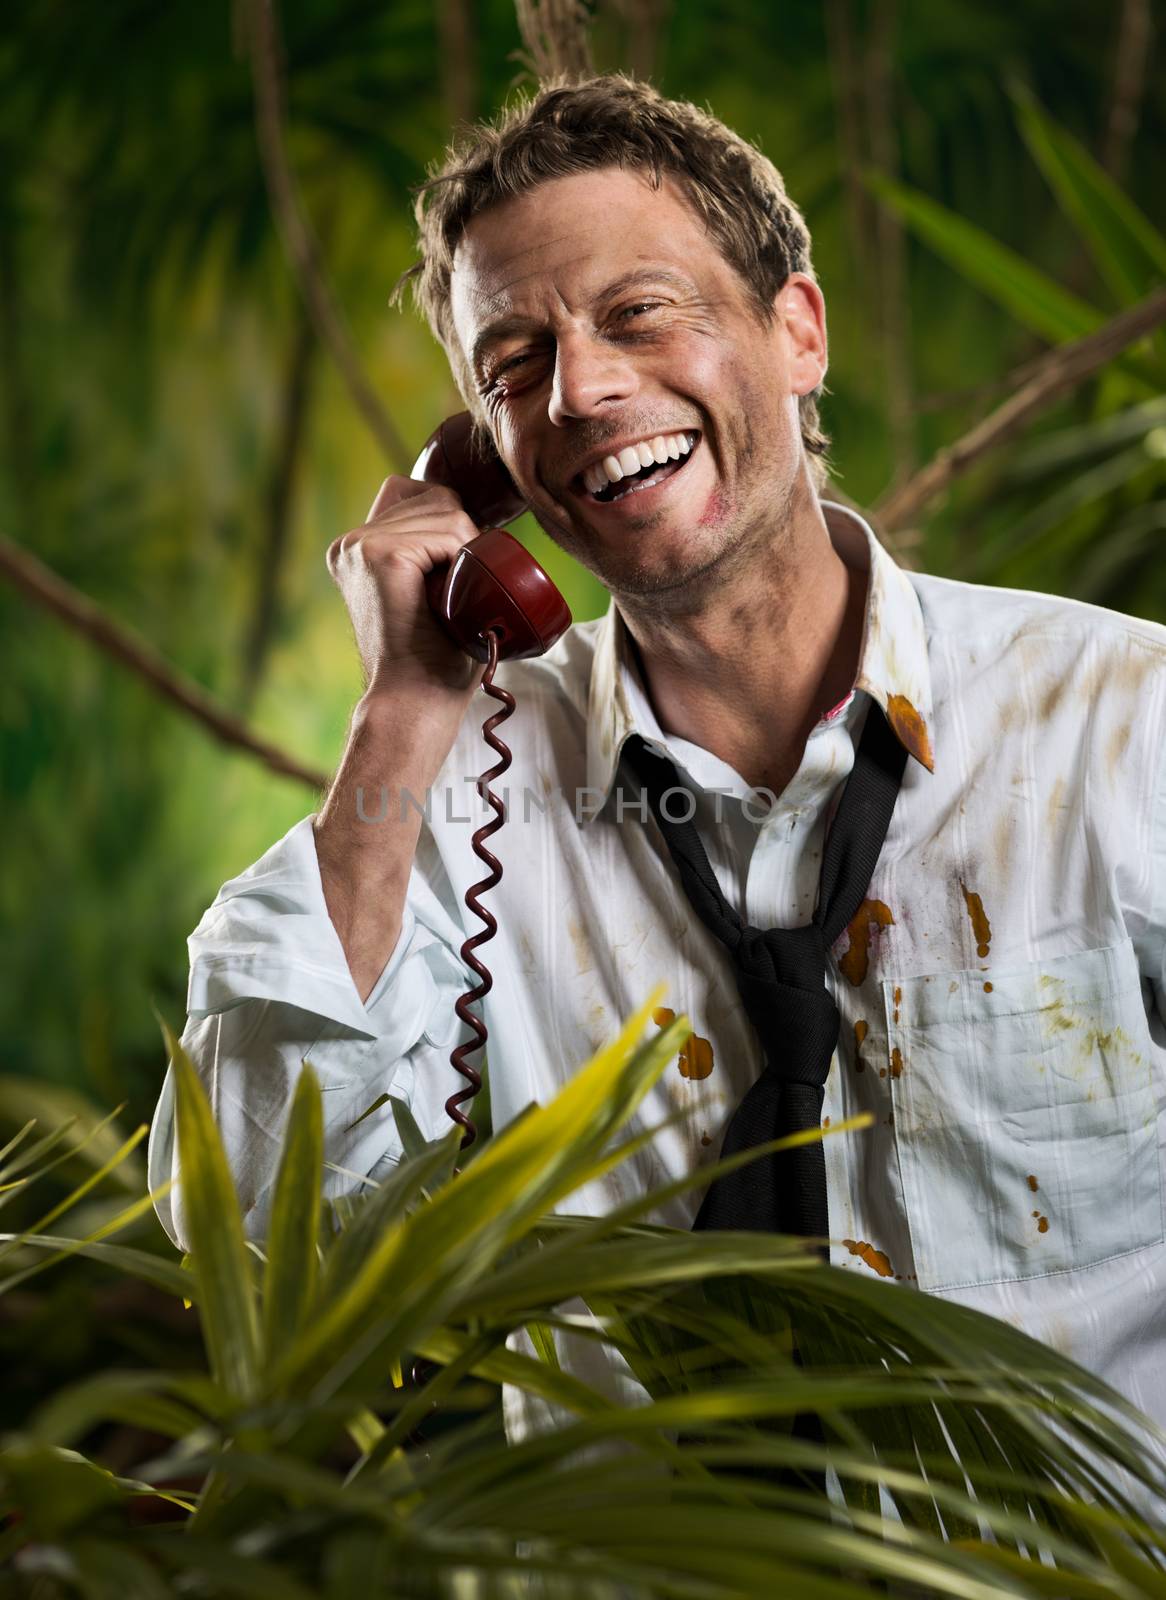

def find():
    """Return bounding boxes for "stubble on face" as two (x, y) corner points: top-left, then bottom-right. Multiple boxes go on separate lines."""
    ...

(451, 169), (814, 620)
(530, 360), (802, 628)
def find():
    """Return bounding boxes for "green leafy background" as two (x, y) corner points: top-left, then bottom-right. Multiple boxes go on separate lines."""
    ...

(1, 0), (1163, 1132)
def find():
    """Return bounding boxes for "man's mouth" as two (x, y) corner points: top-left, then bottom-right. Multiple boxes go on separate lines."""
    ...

(574, 431), (700, 503)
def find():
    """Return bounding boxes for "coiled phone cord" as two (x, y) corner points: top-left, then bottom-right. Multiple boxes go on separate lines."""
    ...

(445, 626), (513, 1150)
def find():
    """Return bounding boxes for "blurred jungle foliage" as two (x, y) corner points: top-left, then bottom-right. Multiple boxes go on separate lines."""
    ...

(1, 0), (1163, 1125)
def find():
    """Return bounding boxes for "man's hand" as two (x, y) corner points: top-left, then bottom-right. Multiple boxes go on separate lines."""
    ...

(316, 475), (491, 999)
(326, 475), (487, 704)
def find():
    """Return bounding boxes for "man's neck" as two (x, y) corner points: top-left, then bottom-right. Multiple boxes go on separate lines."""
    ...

(617, 483), (867, 799)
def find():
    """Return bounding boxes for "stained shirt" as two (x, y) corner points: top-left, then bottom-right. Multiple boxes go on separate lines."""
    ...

(147, 502), (1166, 1457)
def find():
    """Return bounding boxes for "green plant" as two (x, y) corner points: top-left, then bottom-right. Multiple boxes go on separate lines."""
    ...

(2, 991), (1165, 1596)
(871, 86), (1166, 618)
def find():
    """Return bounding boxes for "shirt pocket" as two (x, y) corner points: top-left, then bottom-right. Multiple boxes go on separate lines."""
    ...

(886, 939), (1163, 1294)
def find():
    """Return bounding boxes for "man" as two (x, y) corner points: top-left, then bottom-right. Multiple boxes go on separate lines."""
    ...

(148, 76), (1166, 1450)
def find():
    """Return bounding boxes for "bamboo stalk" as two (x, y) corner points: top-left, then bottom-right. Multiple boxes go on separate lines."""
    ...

(513, 0), (595, 80)
(240, 0), (410, 472)
(1102, 0), (1152, 183)
(439, 0), (478, 126)
(824, 0), (874, 316)
(241, 290), (319, 709)
(865, 0), (916, 484)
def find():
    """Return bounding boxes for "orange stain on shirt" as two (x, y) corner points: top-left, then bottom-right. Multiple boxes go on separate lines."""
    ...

(890, 1046), (904, 1079)
(840, 899), (895, 986)
(843, 1239), (894, 1277)
(679, 1033), (715, 1080)
(1026, 1174), (1039, 1192)
(959, 881), (993, 960)
(652, 1007), (714, 1080)
(886, 694), (935, 771)
(853, 1018), (868, 1070)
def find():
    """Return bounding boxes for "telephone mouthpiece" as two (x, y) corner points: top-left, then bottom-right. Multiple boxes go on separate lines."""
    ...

(427, 529), (571, 663)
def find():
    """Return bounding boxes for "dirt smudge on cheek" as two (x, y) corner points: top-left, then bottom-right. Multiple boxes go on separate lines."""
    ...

(839, 899), (895, 985)
(842, 1239), (894, 1277)
(959, 881), (992, 960)
(698, 485), (731, 527)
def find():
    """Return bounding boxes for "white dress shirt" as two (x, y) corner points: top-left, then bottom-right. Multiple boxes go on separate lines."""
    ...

(148, 502), (1166, 1455)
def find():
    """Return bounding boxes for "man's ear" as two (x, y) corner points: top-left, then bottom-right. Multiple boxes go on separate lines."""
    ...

(775, 274), (828, 396)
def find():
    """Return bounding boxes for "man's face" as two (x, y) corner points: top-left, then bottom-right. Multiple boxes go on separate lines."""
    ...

(449, 167), (827, 602)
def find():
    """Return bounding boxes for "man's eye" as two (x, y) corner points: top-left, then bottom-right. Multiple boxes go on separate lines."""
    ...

(618, 302), (660, 321)
(496, 352), (532, 376)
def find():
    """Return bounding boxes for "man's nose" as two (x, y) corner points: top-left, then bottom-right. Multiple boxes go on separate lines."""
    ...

(547, 330), (638, 426)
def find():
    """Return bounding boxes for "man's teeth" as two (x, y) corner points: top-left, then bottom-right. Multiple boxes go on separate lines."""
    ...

(581, 432), (695, 496)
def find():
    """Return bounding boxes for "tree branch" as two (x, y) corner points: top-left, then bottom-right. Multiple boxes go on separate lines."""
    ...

(239, 0), (410, 471)
(873, 287), (1166, 533)
(0, 533), (328, 792)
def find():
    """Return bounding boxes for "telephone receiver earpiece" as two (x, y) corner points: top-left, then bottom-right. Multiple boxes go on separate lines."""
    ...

(411, 411), (571, 664)
(412, 409), (528, 529)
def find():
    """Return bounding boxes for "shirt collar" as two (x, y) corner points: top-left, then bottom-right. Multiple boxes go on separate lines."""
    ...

(582, 499), (935, 826)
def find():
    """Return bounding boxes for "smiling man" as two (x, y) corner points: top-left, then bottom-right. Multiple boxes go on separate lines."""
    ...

(148, 76), (1166, 1457)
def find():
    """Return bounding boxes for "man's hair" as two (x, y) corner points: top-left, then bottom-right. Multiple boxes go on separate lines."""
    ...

(397, 74), (830, 487)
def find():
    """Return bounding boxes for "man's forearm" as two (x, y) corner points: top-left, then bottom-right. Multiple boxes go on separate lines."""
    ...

(314, 688), (465, 1002)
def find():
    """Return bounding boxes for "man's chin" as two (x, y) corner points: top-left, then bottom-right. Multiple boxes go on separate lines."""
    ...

(531, 496), (740, 599)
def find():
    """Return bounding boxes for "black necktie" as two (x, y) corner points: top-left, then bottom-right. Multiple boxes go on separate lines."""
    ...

(623, 700), (906, 1253)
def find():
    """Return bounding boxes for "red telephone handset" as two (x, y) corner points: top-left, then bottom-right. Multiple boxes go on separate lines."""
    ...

(409, 413), (572, 1149)
(412, 410), (571, 662)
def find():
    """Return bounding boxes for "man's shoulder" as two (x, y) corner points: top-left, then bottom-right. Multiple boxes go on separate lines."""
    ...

(910, 570), (1166, 773)
(910, 567), (1166, 664)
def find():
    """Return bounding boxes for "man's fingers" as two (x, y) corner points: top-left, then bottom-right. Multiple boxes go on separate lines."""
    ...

(365, 474), (458, 523)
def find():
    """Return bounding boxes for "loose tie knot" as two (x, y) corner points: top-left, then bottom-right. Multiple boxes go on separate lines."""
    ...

(621, 713), (906, 1243)
(736, 920), (828, 989)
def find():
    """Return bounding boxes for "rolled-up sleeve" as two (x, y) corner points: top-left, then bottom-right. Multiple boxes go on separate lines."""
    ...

(147, 816), (474, 1250)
